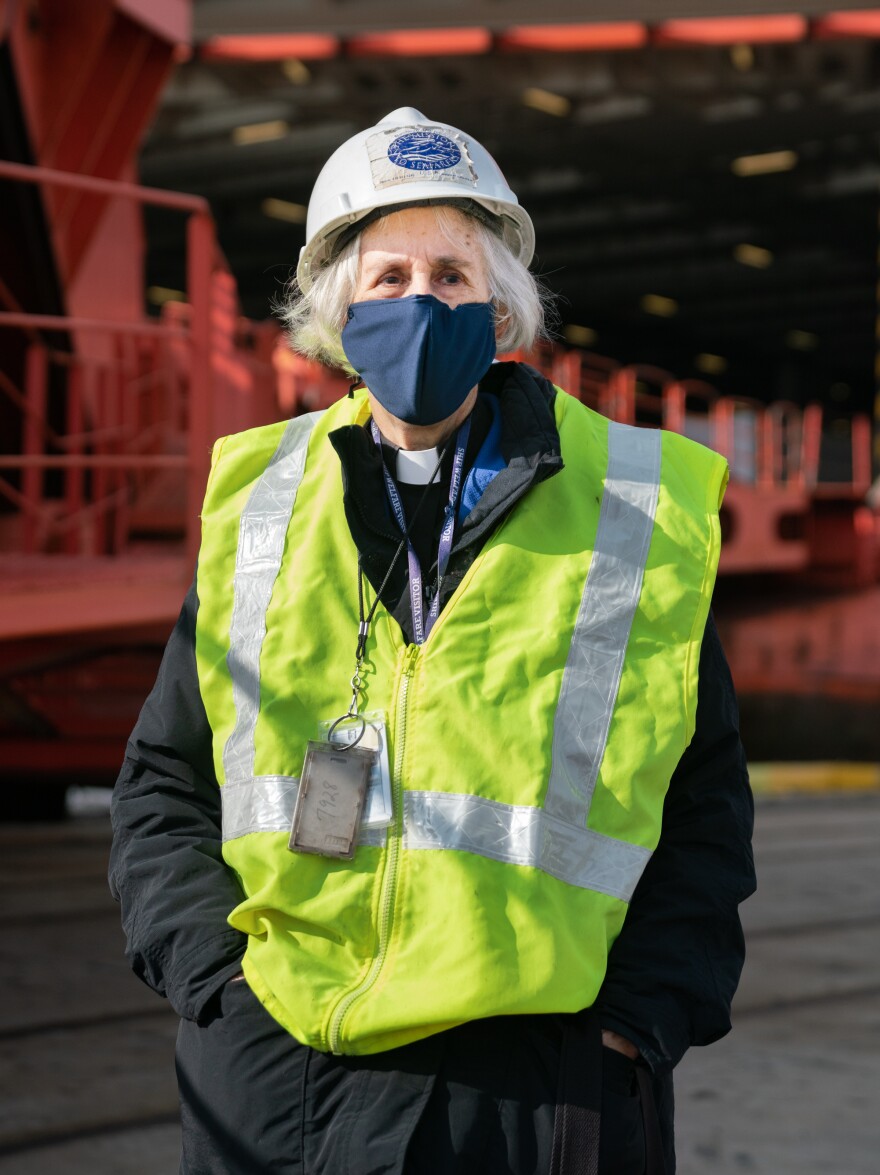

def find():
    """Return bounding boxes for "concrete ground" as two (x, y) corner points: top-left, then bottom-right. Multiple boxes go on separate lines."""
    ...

(1, 787), (878, 1174)
(675, 790), (880, 1175)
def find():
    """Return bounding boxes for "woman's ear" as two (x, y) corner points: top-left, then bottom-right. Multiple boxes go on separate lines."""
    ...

(493, 303), (507, 345)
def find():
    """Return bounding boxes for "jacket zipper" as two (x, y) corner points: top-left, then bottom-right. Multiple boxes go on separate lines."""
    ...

(327, 642), (419, 1053)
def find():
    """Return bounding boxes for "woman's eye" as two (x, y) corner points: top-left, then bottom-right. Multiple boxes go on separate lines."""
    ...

(438, 272), (464, 286)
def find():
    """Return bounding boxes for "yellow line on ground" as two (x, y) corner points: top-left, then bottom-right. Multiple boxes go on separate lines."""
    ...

(749, 762), (880, 796)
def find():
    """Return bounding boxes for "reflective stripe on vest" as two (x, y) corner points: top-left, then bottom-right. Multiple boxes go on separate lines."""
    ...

(222, 412), (320, 790)
(219, 417), (660, 902)
(546, 421), (660, 830)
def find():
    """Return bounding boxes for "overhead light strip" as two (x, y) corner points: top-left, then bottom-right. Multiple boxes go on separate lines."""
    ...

(814, 11), (880, 39)
(732, 150), (798, 177)
(502, 23), (646, 52)
(195, 15), (880, 63)
(734, 243), (774, 268)
(785, 330), (818, 351)
(522, 87), (571, 117)
(262, 198), (308, 224)
(654, 16), (807, 46)
(232, 120), (289, 146)
(695, 353), (727, 375)
(348, 29), (492, 56)
(641, 294), (678, 318)
(564, 324), (599, 347)
(201, 34), (339, 61)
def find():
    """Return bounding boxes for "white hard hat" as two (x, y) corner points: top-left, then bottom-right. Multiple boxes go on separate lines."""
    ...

(296, 107), (535, 291)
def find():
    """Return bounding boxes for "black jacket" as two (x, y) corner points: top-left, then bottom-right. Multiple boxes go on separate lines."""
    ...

(109, 362), (755, 1075)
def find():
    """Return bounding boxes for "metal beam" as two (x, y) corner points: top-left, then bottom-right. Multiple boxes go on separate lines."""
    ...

(194, 2), (880, 38)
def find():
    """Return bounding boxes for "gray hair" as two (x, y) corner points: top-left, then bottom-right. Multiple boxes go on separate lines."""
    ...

(278, 205), (550, 373)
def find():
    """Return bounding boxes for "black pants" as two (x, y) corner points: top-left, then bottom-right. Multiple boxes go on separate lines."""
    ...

(176, 980), (674, 1175)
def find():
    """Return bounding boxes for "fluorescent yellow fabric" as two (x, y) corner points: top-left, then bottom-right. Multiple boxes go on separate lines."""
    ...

(195, 387), (727, 1055)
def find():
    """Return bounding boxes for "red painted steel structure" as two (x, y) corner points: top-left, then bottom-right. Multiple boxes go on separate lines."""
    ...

(0, 0), (282, 800)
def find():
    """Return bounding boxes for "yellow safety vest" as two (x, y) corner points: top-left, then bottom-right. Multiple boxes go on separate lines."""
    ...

(195, 386), (727, 1055)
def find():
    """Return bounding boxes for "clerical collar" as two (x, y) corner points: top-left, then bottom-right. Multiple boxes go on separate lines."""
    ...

(395, 446), (442, 485)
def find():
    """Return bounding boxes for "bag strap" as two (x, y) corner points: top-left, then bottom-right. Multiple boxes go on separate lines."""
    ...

(635, 1066), (668, 1175)
(549, 1011), (602, 1175)
(550, 1013), (669, 1175)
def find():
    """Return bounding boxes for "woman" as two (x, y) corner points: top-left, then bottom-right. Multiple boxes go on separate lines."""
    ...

(110, 108), (755, 1175)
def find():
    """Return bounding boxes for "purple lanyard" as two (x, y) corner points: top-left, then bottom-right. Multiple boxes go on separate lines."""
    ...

(371, 417), (471, 645)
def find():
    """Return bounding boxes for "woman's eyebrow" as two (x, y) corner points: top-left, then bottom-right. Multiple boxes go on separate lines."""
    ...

(432, 255), (472, 270)
(360, 253), (405, 274)
(360, 252), (473, 275)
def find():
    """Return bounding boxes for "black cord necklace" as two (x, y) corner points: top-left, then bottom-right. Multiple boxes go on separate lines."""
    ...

(335, 436), (452, 746)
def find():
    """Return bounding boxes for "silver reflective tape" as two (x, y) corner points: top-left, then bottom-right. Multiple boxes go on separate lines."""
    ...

(222, 774), (388, 847)
(222, 780), (645, 896)
(545, 422), (661, 828)
(222, 775), (299, 840)
(404, 791), (650, 901)
(222, 413), (320, 789)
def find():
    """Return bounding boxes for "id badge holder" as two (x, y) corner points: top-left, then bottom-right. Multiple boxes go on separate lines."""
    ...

(289, 741), (375, 860)
(318, 711), (393, 829)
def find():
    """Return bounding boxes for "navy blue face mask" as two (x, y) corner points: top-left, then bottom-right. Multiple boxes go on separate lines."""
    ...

(341, 294), (496, 427)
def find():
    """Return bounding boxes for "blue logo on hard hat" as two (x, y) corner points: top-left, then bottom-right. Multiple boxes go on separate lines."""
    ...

(388, 131), (462, 171)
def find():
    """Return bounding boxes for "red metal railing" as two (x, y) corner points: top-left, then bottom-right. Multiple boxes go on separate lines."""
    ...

(515, 342), (872, 494)
(0, 160), (215, 564)
(514, 341), (878, 580)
